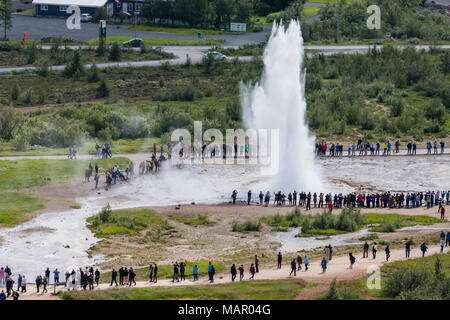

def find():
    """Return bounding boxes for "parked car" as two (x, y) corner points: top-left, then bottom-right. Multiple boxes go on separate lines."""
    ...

(206, 51), (227, 61)
(80, 13), (93, 22)
(123, 38), (144, 48)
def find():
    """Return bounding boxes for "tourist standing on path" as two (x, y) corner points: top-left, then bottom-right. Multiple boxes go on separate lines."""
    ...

(148, 265), (153, 282)
(321, 257), (327, 273)
(42, 276), (48, 294)
(440, 206), (445, 220)
(180, 262), (186, 281)
(304, 256), (310, 271)
(255, 255), (259, 273)
(277, 252), (282, 269)
(35, 275), (41, 293)
(297, 255), (302, 271)
(110, 268), (118, 286)
(192, 264), (199, 281)
(247, 190), (252, 205)
(208, 262), (215, 283)
(129, 268), (136, 286)
(239, 265), (244, 281)
(231, 190), (238, 204)
(249, 264), (256, 280)
(53, 269), (60, 284)
(446, 232), (450, 247)
(349, 253), (356, 269)
(420, 242), (428, 257)
(328, 244), (333, 260)
(259, 191), (264, 205)
(230, 264), (237, 282)
(95, 269), (100, 286)
(385, 245), (390, 261)
(405, 240), (411, 258)
(363, 242), (369, 258)
(45, 268), (50, 284)
(172, 262), (179, 282)
(16, 274), (22, 292)
(440, 238), (445, 253)
(21, 275), (26, 293)
(153, 264), (158, 283)
(290, 259), (296, 276)
(372, 242), (377, 259)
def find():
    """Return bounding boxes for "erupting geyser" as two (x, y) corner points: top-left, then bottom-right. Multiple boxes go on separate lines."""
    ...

(242, 20), (323, 192)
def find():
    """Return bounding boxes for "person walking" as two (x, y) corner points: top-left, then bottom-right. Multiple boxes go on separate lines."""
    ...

(363, 242), (369, 258)
(290, 259), (296, 276)
(321, 257), (327, 273)
(372, 242), (377, 259)
(440, 206), (445, 220)
(420, 242), (428, 257)
(385, 245), (390, 261)
(446, 232), (450, 247)
(277, 251), (282, 269)
(16, 274), (22, 292)
(249, 264), (256, 280)
(231, 190), (238, 204)
(440, 238), (445, 253)
(239, 265), (244, 281)
(349, 253), (356, 269)
(304, 256), (310, 271)
(172, 262), (179, 283)
(110, 268), (118, 286)
(297, 255), (302, 271)
(35, 275), (41, 293)
(42, 276), (48, 294)
(230, 264), (237, 282)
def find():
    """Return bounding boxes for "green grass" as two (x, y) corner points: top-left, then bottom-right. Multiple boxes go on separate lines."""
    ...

(169, 214), (212, 226)
(0, 192), (46, 227)
(128, 24), (226, 35)
(303, 6), (321, 17)
(87, 208), (165, 236)
(61, 279), (305, 300)
(86, 36), (224, 46)
(364, 213), (443, 232)
(0, 158), (130, 191)
(295, 228), (347, 237)
(324, 253), (450, 300)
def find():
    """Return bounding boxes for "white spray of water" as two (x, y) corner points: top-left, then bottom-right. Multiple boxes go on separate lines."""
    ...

(241, 20), (323, 192)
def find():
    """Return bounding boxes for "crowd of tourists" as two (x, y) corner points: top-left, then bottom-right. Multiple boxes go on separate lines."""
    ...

(95, 144), (112, 158)
(235, 189), (449, 217)
(2, 230), (448, 299)
(316, 139), (446, 157)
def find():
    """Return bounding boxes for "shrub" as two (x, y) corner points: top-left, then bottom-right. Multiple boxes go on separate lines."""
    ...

(99, 203), (112, 223)
(87, 64), (100, 82)
(64, 50), (84, 77)
(97, 79), (110, 98)
(11, 83), (19, 101)
(232, 219), (261, 232)
(158, 76), (165, 88)
(109, 42), (121, 61)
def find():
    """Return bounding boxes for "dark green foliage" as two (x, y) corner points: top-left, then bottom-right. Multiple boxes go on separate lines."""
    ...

(64, 50), (84, 77)
(97, 79), (110, 98)
(108, 42), (121, 62)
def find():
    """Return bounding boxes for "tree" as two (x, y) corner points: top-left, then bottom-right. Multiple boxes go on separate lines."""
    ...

(108, 42), (121, 61)
(97, 78), (110, 97)
(235, 0), (253, 24)
(93, 7), (106, 22)
(214, 0), (234, 28)
(0, 0), (13, 40)
(64, 50), (84, 77)
(0, 105), (24, 141)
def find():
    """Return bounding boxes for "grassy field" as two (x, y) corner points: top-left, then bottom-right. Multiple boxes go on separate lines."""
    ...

(0, 192), (46, 227)
(0, 158), (130, 191)
(365, 213), (443, 233)
(318, 253), (450, 300)
(87, 208), (166, 236)
(61, 279), (305, 300)
(169, 214), (212, 226)
(86, 36), (224, 46)
(0, 138), (161, 157)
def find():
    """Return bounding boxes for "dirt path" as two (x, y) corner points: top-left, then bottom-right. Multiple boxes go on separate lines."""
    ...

(12, 245), (449, 300)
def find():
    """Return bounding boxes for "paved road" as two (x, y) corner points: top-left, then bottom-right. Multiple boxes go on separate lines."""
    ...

(8, 14), (270, 46)
(1, 43), (448, 74)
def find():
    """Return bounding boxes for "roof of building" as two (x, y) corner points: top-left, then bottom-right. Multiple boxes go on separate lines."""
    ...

(32, 0), (109, 7)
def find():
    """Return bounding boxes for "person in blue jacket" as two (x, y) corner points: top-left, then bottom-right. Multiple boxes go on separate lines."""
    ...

(321, 257), (327, 273)
(192, 264), (198, 281)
